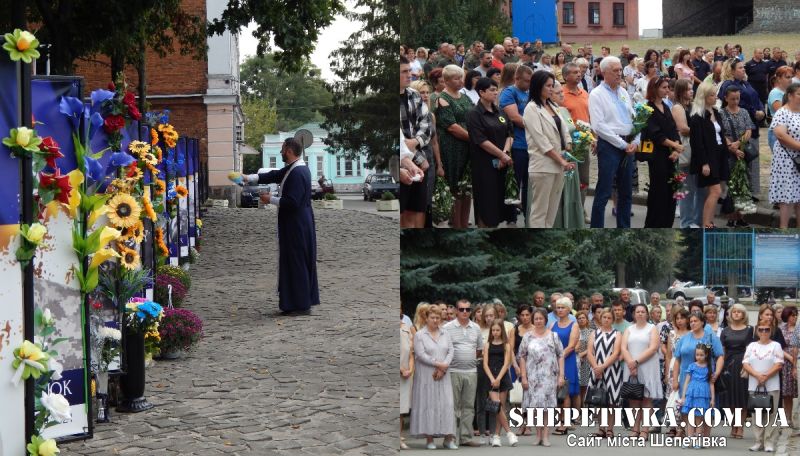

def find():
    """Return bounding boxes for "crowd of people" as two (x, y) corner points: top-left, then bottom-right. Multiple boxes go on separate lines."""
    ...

(400, 38), (800, 228)
(400, 290), (800, 450)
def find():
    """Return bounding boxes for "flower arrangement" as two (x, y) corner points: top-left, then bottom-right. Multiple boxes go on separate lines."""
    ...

(96, 326), (121, 372)
(431, 176), (454, 224)
(158, 264), (191, 289)
(158, 308), (203, 354)
(669, 161), (689, 201)
(570, 120), (595, 163)
(504, 169), (520, 206)
(124, 298), (163, 335)
(16, 222), (47, 267)
(631, 102), (654, 136)
(154, 274), (188, 307)
(729, 158), (757, 214)
(10, 308), (71, 456)
(189, 246), (200, 264)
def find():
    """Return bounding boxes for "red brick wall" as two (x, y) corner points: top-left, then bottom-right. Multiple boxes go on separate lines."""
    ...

(72, 0), (208, 164)
(558, 0), (639, 44)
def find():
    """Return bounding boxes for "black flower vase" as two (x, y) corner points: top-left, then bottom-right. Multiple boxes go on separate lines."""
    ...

(116, 331), (154, 412)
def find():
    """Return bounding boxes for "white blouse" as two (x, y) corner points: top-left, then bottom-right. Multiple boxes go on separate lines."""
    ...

(743, 341), (784, 392)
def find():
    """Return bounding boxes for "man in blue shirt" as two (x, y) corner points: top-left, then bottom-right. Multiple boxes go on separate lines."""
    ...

(499, 65), (533, 226)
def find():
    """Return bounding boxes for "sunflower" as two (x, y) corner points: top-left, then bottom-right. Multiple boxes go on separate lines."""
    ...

(147, 163), (160, 177)
(175, 185), (188, 198)
(142, 195), (157, 221)
(107, 193), (142, 228)
(152, 145), (163, 161)
(128, 140), (150, 157)
(125, 165), (143, 182)
(150, 128), (159, 146)
(118, 244), (141, 270)
(141, 152), (158, 166)
(158, 124), (178, 148)
(154, 179), (166, 196)
(120, 220), (144, 243)
(109, 178), (132, 193)
(154, 227), (164, 244)
(157, 239), (169, 256)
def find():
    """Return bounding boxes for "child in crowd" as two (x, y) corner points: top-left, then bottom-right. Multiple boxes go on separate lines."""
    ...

(483, 321), (517, 447)
(678, 344), (714, 449)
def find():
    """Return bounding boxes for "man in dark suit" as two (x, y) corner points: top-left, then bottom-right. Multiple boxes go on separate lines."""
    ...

(244, 138), (320, 314)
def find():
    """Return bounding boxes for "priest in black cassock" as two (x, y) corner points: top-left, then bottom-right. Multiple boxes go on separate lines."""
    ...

(243, 138), (320, 314)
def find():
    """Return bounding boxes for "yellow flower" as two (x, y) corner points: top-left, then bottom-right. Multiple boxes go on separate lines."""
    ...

(18, 340), (46, 362)
(89, 247), (120, 269)
(37, 438), (59, 456)
(125, 301), (140, 312)
(119, 244), (141, 270)
(142, 195), (157, 221)
(88, 206), (108, 228)
(15, 126), (32, 147)
(66, 169), (84, 217)
(147, 163), (160, 177)
(195, 218), (203, 229)
(129, 220), (145, 243)
(128, 140), (150, 157)
(154, 179), (166, 196)
(125, 166), (143, 182)
(175, 185), (188, 198)
(150, 128), (159, 146)
(141, 152), (158, 166)
(24, 223), (47, 245)
(152, 145), (163, 161)
(107, 193), (142, 228)
(98, 226), (122, 247)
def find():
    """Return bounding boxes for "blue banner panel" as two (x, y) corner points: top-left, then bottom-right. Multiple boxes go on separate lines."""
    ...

(754, 234), (800, 287)
(178, 138), (189, 258)
(512, 0), (558, 44)
(0, 52), (26, 456)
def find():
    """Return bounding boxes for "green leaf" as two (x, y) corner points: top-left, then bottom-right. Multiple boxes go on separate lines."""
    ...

(50, 337), (69, 346)
(34, 308), (42, 329)
(40, 326), (55, 338)
(72, 229), (86, 258)
(86, 266), (99, 292)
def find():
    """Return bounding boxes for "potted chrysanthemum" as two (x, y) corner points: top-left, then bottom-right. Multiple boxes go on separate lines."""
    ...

(376, 191), (399, 211)
(158, 308), (203, 359)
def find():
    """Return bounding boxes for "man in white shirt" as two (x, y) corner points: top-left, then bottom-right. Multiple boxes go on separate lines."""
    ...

(474, 50), (493, 77)
(588, 56), (639, 228)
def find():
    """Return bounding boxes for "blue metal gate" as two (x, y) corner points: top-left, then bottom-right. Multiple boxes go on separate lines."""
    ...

(703, 231), (753, 289)
(512, 0), (559, 44)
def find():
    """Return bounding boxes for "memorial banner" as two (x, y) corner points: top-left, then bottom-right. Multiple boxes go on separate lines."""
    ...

(177, 138), (189, 259)
(754, 233), (800, 288)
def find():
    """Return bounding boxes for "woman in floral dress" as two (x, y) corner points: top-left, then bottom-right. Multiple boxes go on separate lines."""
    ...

(518, 307), (564, 447)
(577, 311), (594, 407)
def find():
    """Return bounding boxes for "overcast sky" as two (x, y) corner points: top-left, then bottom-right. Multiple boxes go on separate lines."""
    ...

(237, 2), (360, 82)
(639, 0), (663, 33)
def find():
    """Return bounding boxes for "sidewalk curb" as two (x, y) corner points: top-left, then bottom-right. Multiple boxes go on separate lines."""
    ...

(586, 187), (795, 227)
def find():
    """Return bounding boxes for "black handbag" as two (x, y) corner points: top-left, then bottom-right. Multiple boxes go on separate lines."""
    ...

(485, 389), (501, 413)
(585, 376), (609, 407)
(748, 385), (773, 411)
(557, 379), (568, 401)
(620, 374), (645, 400)
(715, 369), (730, 393)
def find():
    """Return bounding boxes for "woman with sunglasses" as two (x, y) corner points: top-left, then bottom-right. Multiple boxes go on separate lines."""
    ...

(743, 323), (785, 452)
(642, 76), (683, 227)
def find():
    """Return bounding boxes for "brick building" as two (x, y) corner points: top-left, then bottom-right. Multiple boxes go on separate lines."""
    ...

(74, 0), (243, 201)
(664, 0), (800, 37)
(506, 0), (638, 45)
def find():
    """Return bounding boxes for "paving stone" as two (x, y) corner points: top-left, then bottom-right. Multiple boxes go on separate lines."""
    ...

(61, 207), (397, 455)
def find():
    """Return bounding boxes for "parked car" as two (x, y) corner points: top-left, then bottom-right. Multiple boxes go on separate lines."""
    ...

(319, 178), (335, 196)
(311, 180), (322, 199)
(666, 281), (712, 300)
(362, 174), (399, 201)
(240, 184), (275, 208)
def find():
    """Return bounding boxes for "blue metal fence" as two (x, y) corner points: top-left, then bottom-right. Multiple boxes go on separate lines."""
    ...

(703, 231), (753, 289)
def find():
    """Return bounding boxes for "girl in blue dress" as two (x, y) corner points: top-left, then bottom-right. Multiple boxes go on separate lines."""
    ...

(678, 344), (715, 449)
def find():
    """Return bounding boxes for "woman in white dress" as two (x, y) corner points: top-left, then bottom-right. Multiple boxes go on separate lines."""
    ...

(769, 82), (800, 228)
(742, 322), (785, 452)
(621, 303), (663, 439)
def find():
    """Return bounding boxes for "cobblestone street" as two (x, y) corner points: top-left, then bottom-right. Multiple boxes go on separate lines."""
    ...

(62, 206), (399, 455)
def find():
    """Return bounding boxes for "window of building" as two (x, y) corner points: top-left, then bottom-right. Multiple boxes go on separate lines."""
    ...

(336, 158), (342, 176)
(563, 2), (575, 25)
(345, 159), (353, 176)
(356, 157), (362, 177)
(588, 2), (600, 25)
(317, 155), (324, 178)
(613, 3), (625, 26)
(269, 156), (277, 168)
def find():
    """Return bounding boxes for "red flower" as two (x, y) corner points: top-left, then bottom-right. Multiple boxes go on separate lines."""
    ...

(39, 169), (72, 204)
(123, 92), (135, 106)
(103, 114), (125, 133)
(126, 161), (139, 177)
(90, 299), (103, 310)
(128, 104), (141, 120)
(38, 136), (64, 168)
(108, 82), (116, 90)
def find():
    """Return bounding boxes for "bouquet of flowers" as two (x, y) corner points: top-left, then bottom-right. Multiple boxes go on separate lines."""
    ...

(729, 158), (757, 214)
(159, 308), (203, 353)
(504, 170), (521, 206)
(631, 102), (654, 136)
(669, 161), (689, 201)
(97, 326), (121, 372)
(124, 298), (163, 334)
(431, 176), (454, 224)
(456, 162), (472, 198)
(570, 120), (595, 163)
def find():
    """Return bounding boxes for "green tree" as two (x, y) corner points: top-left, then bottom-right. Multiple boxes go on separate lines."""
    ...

(321, 0), (397, 170)
(241, 98), (278, 174)
(207, 0), (345, 73)
(399, 0), (511, 49)
(675, 229), (703, 283)
(240, 54), (332, 132)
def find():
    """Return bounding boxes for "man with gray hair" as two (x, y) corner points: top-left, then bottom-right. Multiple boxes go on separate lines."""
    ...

(436, 42), (457, 68)
(589, 56), (639, 227)
(491, 44), (506, 70)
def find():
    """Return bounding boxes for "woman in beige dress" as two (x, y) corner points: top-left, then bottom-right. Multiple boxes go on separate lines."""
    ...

(400, 321), (415, 449)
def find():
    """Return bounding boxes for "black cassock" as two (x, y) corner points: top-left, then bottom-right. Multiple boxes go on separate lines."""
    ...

(258, 160), (320, 312)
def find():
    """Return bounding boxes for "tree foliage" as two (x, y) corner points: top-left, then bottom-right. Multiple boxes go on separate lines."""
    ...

(241, 98), (278, 174)
(240, 54), (332, 133)
(207, 0), (345, 73)
(321, 0), (397, 170)
(675, 229), (703, 283)
(399, 0), (511, 49)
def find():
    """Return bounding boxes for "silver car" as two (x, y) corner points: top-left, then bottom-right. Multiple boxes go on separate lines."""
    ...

(666, 281), (712, 300)
(612, 288), (649, 306)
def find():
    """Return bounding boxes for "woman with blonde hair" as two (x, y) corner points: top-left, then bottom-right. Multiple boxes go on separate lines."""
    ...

(551, 296), (580, 434)
(499, 62), (519, 91)
(483, 320), (518, 447)
(720, 303), (751, 439)
(689, 82), (735, 228)
(414, 303), (431, 331)
(587, 308), (623, 437)
(409, 79), (444, 223)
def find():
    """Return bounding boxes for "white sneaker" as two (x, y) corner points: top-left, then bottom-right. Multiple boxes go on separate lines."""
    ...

(444, 440), (458, 450)
(507, 431), (519, 447)
(749, 444), (762, 451)
(491, 435), (502, 447)
(477, 436), (487, 446)
(764, 446), (774, 453)
(426, 442), (436, 450)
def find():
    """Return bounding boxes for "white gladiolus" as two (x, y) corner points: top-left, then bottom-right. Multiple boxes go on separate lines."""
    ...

(98, 326), (122, 341)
